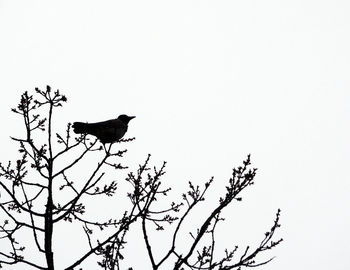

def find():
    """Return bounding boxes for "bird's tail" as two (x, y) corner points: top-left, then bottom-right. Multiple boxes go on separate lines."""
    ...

(72, 122), (89, 134)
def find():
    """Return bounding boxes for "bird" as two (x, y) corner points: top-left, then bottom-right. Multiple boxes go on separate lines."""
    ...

(72, 114), (135, 144)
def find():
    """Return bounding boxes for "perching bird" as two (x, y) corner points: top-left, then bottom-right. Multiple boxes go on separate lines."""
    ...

(72, 114), (135, 144)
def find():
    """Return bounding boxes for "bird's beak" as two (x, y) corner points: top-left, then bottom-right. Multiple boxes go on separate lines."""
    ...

(129, 116), (136, 120)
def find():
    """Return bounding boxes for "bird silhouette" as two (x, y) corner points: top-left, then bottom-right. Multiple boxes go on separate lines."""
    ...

(72, 114), (135, 144)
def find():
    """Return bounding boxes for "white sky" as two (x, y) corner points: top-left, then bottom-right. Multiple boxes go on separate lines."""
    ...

(0, 1), (349, 269)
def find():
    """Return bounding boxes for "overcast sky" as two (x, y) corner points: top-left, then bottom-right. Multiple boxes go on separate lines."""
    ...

(0, 1), (349, 270)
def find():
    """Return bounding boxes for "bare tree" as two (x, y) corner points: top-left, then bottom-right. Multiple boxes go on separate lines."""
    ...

(0, 86), (282, 270)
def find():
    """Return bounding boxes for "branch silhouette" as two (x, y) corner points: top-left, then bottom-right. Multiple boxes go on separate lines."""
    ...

(0, 86), (282, 270)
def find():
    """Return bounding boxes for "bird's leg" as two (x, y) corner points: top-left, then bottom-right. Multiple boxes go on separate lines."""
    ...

(103, 143), (112, 155)
(103, 143), (108, 153)
(107, 143), (112, 154)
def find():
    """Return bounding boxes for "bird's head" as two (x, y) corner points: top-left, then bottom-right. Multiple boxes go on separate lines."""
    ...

(117, 114), (136, 124)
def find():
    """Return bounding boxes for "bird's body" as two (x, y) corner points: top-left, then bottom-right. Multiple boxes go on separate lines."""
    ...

(72, 115), (135, 144)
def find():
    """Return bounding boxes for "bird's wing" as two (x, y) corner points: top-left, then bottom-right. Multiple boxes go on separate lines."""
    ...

(88, 119), (127, 143)
(87, 119), (121, 133)
(91, 119), (124, 128)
